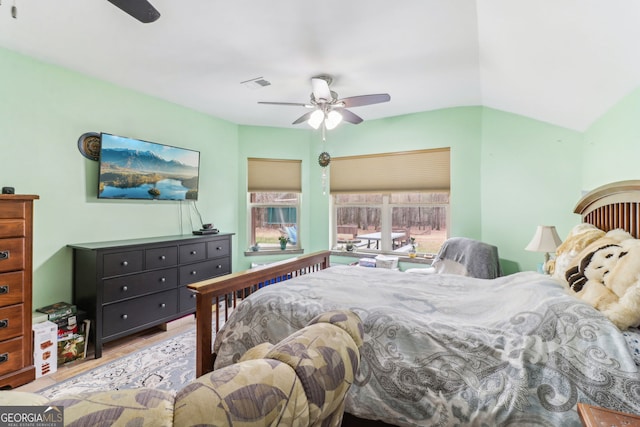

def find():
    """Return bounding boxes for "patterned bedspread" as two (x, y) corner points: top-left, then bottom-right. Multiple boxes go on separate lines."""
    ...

(213, 265), (640, 426)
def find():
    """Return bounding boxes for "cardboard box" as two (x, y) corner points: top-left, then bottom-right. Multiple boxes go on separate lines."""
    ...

(358, 258), (376, 268)
(375, 255), (399, 269)
(36, 302), (77, 322)
(32, 321), (58, 378)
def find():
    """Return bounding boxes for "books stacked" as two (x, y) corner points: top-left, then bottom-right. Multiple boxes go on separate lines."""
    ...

(36, 302), (90, 365)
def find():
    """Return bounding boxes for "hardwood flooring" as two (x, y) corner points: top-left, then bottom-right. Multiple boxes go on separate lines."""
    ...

(15, 316), (195, 394)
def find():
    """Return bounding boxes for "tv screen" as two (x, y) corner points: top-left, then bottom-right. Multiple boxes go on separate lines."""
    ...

(98, 133), (200, 201)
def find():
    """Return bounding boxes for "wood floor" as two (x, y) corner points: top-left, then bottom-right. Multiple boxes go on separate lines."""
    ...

(15, 315), (196, 394)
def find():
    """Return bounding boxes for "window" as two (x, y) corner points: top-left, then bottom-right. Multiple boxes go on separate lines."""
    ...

(248, 158), (301, 251)
(330, 149), (450, 255)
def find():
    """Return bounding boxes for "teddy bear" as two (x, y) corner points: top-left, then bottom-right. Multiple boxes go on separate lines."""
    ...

(565, 233), (640, 330)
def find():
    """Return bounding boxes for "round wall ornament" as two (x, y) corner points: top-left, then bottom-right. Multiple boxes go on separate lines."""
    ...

(318, 151), (331, 168)
(77, 132), (101, 161)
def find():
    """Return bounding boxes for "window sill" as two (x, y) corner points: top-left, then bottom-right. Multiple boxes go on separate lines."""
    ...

(244, 248), (304, 256)
(330, 250), (433, 265)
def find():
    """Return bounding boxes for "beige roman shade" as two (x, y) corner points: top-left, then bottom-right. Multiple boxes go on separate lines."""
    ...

(329, 148), (450, 193)
(248, 158), (302, 192)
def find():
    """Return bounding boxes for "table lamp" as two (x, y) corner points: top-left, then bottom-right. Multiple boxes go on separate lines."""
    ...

(525, 225), (562, 274)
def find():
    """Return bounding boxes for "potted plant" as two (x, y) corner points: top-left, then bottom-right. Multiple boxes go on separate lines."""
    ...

(278, 235), (289, 250)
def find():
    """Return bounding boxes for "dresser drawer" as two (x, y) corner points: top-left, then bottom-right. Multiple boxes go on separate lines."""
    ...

(102, 289), (178, 338)
(0, 304), (24, 341)
(103, 268), (178, 303)
(179, 257), (231, 285)
(0, 238), (25, 273)
(0, 202), (25, 220)
(0, 220), (25, 238)
(103, 250), (144, 277)
(179, 242), (206, 264)
(0, 337), (25, 376)
(0, 271), (24, 307)
(145, 246), (178, 270)
(207, 238), (230, 259)
(179, 286), (198, 312)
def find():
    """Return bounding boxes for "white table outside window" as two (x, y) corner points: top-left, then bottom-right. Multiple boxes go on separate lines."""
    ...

(355, 232), (406, 249)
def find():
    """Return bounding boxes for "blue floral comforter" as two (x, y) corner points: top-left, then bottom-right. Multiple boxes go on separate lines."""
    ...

(213, 265), (640, 426)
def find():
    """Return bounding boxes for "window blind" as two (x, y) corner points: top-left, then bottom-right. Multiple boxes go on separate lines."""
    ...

(248, 158), (302, 192)
(329, 148), (450, 193)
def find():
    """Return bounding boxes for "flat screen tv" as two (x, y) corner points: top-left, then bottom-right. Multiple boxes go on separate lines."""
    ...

(98, 133), (200, 201)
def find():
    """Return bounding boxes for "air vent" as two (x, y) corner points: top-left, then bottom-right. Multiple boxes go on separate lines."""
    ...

(241, 77), (271, 90)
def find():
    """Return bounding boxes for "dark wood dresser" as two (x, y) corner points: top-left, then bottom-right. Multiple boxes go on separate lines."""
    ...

(0, 194), (38, 389)
(69, 233), (233, 358)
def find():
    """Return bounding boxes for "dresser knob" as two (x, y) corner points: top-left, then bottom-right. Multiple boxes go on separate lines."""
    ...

(121, 314), (128, 320)
(216, 246), (222, 251)
(216, 264), (222, 269)
(160, 255), (166, 260)
(0, 353), (8, 363)
(190, 250), (197, 255)
(190, 270), (197, 275)
(0, 251), (9, 261)
(160, 277), (166, 282)
(0, 285), (8, 294)
(0, 319), (8, 329)
(122, 286), (128, 292)
(122, 261), (128, 267)
(191, 294), (196, 299)
(160, 303), (166, 308)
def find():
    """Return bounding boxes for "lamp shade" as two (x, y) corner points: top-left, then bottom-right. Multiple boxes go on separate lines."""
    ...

(525, 225), (562, 253)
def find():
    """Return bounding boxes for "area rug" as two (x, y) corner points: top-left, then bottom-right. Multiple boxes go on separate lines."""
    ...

(37, 325), (209, 399)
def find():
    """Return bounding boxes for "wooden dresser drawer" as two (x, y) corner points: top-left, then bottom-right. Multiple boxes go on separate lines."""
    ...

(103, 250), (144, 277)
(0, 238), (25, 273)
(103, 268), (178, 304)
(0, 304), (25, 340)
(0, 271), (24, 307)
(0, 220), (25, 239)
(145, 246), (178, 270)
(179, 242), (206, 264)
(0, 202), (25, 220)
(0, 337), (25, 376)
(207, 238), (230, 258)
(179, 257), (231, 285)
(102, 289), (178, 338)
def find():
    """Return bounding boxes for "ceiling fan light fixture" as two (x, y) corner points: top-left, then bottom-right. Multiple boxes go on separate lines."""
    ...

(308, 110), (324, 129)
(325, 110), (343, 130)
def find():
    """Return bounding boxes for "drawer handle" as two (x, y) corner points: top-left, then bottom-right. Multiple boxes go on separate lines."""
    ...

(122, 261), (129, 267)
(160, 303), (166, 308)
(0, 251), (9, 261)
(190, 294), (196, 299)
(216, 264), (222, 269)
(216, 246), (222, 251)
(121, 314), (128, 320)
(160, 277), (166, 282)
(0, 353), (8, 364)
(160, 255), (166, 260)
(0, 285), (8, 294)
(190, 270), (197, 276)
(122, 285), (128, 292)
(190, 250), (197, 255)
(0, 319), (8, 329)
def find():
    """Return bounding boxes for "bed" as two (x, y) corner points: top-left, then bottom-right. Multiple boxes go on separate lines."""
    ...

(188, 180), (640, 426)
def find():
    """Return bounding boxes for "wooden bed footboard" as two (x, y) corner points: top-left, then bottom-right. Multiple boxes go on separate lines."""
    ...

(187, 250), (331, 377)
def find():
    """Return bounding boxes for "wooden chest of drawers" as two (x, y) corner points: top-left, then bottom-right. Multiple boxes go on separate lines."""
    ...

(69, 233), (233, 358)
(0, 195), (38, 389)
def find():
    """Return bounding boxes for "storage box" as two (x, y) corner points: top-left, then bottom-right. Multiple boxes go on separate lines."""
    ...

(57, 333), (85, 365)
(358, 258), (376, 268)
(32, 321), (58, 378)
(375, 255), (399, 269)
(36, 301), (77, 322)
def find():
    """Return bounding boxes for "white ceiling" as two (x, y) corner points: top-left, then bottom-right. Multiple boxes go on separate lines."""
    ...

(1, 0), (639, 131)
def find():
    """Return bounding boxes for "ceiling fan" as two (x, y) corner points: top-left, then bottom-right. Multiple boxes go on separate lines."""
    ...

(259, 75), (390, 130)
(107, 0), (160, 23)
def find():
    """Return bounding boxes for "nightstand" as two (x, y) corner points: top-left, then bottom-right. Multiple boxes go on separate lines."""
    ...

(577, 403), (640, 426)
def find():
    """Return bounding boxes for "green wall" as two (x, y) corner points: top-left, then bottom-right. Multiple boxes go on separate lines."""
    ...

(3, 45), (638, 309)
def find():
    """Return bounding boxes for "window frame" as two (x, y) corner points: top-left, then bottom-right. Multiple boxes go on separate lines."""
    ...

(248, 192), (302, 252)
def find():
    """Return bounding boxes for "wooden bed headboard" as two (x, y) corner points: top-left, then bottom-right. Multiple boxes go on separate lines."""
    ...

(574, 180), (640, 238)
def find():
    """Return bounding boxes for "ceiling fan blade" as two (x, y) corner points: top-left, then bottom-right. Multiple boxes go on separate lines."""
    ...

(339, 108), (364, 125)
(311, 77), (332, 102)
(107, 0), (160, 23)
(258, 101), (312, 108)
(292, 111), (315, 125)
(340, 94), (391, 108)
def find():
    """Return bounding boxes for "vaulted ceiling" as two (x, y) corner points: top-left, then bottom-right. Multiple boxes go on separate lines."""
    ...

(1, 0), (638, 131)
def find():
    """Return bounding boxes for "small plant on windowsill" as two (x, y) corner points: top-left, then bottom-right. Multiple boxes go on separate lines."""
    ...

(278, 235), (289, 250)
